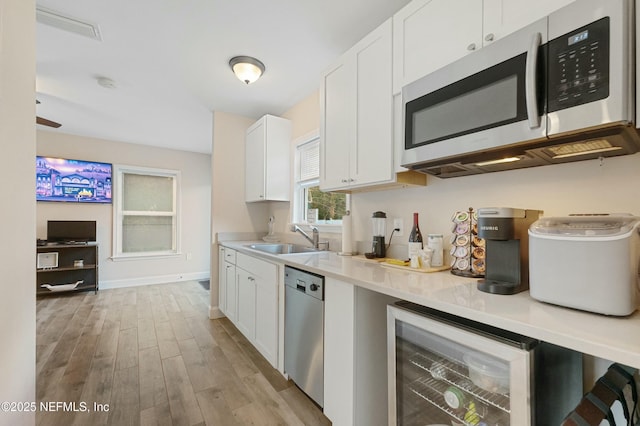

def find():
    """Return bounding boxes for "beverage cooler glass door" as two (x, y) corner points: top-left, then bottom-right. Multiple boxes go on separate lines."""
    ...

(387, 303), (535, 426)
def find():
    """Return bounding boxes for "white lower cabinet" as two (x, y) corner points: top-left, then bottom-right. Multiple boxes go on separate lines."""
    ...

(236, 267), (257, 339)
(218, 247), (227, 314)
(324, 277), (399, 426)
(235, 252), (279, 367)
(255, 269), (278, 365)
(224, 260), (236, 320)
(324, 278), (355, 425)
(218, 247), (237, 322)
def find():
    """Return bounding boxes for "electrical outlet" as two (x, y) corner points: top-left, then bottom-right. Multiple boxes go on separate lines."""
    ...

(393, 218), (403, 237)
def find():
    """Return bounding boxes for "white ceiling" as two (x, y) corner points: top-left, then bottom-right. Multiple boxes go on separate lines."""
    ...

(35, 0), (412, 154)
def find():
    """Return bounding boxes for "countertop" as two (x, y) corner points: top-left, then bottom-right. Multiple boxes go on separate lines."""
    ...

(221, 241), (640, 369)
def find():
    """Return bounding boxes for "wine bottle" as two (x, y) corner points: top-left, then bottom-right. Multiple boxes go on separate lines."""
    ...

(408, 212), (423, 259)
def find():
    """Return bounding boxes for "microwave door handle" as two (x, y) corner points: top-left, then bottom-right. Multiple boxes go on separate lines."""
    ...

(525, 32), (542, 129)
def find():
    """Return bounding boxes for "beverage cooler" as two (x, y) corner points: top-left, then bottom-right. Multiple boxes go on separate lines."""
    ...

(388, 301), (582, 425)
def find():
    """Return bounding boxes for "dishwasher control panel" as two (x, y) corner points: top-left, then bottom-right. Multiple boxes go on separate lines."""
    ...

(284, 266), (324, 301)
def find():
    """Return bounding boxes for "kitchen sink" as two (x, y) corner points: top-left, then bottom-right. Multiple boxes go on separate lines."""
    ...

(247, 243), (321, 255)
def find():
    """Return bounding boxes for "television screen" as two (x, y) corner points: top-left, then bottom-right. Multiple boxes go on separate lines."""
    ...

(36, 156), (112, 203)
(47, 220), (97, 243)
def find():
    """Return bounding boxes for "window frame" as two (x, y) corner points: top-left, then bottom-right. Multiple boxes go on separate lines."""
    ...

(111, 164), (182, 261)
(292, 132), (347, 233)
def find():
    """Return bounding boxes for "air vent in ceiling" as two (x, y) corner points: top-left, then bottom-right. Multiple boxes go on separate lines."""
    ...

(36, 7), (102, 41)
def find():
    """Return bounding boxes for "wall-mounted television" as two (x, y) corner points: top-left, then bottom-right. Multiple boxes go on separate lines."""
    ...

(47, 220), (97, 243)
(36, 156), (112, 203)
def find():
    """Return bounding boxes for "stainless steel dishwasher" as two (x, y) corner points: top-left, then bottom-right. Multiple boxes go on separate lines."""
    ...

(284, 266), (324, 407)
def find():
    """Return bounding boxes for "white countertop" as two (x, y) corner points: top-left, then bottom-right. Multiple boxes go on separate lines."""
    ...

(222, 241), (640, 369)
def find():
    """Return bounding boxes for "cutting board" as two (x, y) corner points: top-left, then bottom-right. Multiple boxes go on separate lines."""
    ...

(352, 255), (390, 263)
(354, 255), (450, 273)
(380, 262), (450, 273)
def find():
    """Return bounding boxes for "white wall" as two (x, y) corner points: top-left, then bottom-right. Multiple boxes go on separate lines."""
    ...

(210, 111), (269, 236)
(0, 0), (36, 424)
(37, 131), (211, 288)
(283, 90), (320, 141)
(210, 111), (269, 316)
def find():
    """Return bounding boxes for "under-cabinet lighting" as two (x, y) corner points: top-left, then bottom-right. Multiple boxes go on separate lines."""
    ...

(475, 157), (522, 167)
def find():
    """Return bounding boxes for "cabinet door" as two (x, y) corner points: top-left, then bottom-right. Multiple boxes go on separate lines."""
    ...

(323, 278), (355, 425)
(393, 0), (482, 93)
(263, 115), (291, 201)
(320, 58), (355, 191)
(224, 263), (237, 323)
(352, 19), (394, 187)
(236, 268), (256, 340)
(320, 19), (395, 191)
(218, 247), (227, 314)
(255, 273), (278, 366)
(483, 0), (575, 46)
(245, 119), (266, 202)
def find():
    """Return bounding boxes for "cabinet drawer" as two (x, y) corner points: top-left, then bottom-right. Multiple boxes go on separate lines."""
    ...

(223, 248), (237, 264)
(236, 252), (276, 280)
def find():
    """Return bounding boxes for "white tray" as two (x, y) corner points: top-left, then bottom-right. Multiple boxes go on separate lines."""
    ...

(40, 280), (84, 292)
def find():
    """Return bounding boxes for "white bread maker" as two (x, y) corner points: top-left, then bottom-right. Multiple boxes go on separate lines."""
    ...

(529, 214), (640, 316)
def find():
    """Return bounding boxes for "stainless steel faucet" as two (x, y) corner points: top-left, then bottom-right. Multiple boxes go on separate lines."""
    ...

(294, 225), (319, 249)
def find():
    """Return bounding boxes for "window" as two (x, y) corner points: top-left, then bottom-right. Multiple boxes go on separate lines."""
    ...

(294, 134), (347, 228)
(112, 165), (180, 259)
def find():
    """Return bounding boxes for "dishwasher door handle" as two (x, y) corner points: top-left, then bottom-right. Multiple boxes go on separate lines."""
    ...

(296, 284), (306, 293)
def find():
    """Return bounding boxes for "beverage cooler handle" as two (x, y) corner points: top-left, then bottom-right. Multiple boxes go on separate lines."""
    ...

(525, 32), (542, 129)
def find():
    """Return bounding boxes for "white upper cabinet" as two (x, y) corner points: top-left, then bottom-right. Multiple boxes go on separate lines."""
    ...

(483, 0), (576, 48)
(393, 0), (482, 94)
(245, 114), (292, 202)
(320, 19), (394, 192)
(320, 59), (355, 191)
(393, 0), (575, 93)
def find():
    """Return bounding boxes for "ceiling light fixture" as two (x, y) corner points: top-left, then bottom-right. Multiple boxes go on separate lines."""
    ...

(229, 56), (265, 84)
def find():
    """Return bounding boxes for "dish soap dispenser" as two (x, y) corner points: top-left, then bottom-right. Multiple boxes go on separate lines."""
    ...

(263, 216), (280, 242)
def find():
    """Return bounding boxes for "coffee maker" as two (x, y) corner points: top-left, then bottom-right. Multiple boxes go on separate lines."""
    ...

(477, 208), (542, 295)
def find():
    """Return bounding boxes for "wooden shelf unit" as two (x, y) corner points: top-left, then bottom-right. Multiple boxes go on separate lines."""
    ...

(36, 243), (99, 295)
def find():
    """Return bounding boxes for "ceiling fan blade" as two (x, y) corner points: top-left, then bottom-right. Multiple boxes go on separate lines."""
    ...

(36, 116), (62, 128)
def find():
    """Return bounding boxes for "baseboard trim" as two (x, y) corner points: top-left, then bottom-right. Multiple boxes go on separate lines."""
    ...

(100, 271), (210, 290)
(209, 306), (226, 320)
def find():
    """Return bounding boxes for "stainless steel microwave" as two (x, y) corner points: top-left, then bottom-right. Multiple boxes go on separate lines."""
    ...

(402, 0), (640, 178)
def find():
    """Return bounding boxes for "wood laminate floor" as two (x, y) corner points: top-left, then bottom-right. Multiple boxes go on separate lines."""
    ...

(36, 281), (331, 426)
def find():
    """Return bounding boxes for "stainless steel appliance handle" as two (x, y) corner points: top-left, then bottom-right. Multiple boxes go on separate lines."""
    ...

(525, 32), (541, 129)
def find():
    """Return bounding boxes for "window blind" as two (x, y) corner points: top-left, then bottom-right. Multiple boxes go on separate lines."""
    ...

(298, 140), (319, 182)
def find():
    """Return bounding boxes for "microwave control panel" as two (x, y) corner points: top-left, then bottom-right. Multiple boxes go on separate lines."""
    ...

(547, 17), (609, 113)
